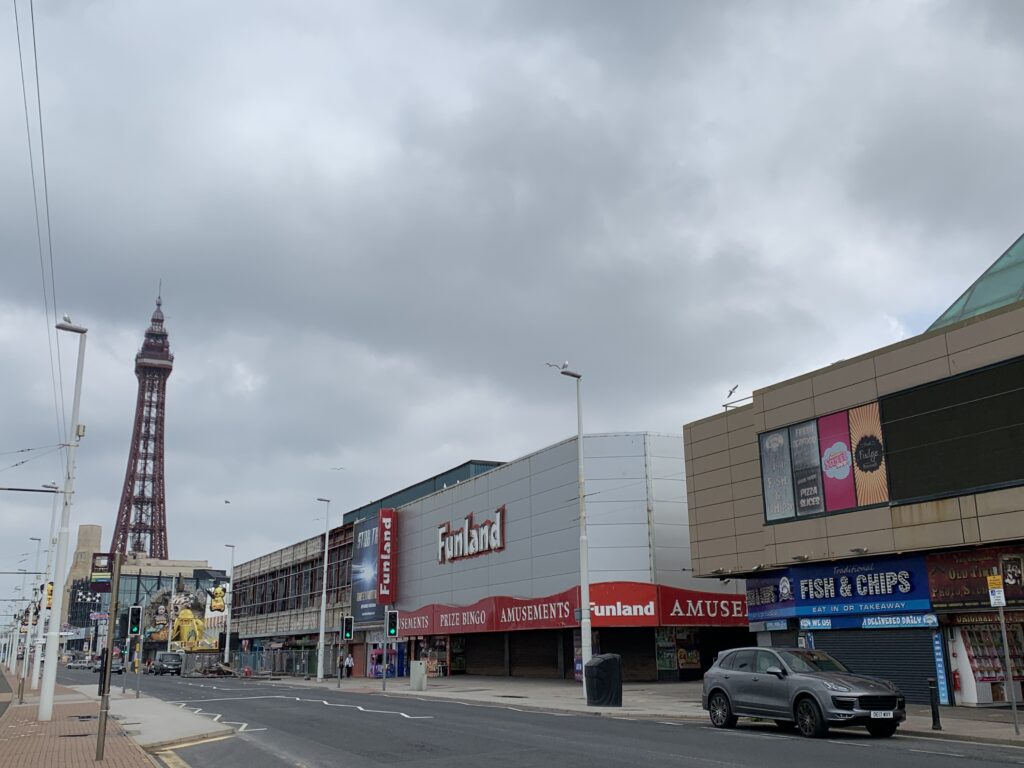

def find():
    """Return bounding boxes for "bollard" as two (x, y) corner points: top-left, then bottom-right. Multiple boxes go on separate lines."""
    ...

(927, 677), (942, 731)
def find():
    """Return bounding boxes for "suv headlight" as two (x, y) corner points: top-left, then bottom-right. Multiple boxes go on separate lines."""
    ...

(821, 680), (852, 692)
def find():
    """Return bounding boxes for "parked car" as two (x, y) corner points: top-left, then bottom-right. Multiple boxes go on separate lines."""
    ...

(91, 658), (124, 674)
(66, 658), (91, 670)
(150, 652), (184, 676)
(702, 647), (906, 738)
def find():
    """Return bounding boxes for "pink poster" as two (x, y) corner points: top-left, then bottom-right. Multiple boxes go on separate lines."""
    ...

(817, 411), (857, 512)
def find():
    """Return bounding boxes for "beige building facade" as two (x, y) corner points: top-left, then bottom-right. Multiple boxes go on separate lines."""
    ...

(684, 262), (1024, 706)
(685, 300), (1024, 578)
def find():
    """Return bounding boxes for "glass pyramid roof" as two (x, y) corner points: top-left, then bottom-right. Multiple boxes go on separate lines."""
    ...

(928, 232), (1024, 332)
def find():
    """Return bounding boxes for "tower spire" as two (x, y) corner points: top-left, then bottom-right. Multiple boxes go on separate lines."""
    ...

(110, 296), (174, 559)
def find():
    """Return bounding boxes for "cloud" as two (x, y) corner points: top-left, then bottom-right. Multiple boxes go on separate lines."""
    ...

(1, 1), (1022, 600)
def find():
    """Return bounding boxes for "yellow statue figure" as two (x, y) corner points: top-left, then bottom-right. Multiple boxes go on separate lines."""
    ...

(172, 607), (205, 651)
(207, 584), (227, 613)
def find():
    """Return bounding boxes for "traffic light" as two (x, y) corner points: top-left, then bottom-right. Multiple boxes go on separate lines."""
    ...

(343, 616), (353, 640)
(385, 609), (399, 638)
(128, 605), (142, 636)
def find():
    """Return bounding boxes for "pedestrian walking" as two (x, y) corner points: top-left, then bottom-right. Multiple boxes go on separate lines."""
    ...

(344, 652), (354, 678)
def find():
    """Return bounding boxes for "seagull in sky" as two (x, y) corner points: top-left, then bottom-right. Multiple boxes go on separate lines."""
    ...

(727, 385), (739, 398)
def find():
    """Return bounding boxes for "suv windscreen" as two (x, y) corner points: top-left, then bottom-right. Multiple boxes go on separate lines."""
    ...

(779, 649), (849, 673)
(157, 653), (181, 663)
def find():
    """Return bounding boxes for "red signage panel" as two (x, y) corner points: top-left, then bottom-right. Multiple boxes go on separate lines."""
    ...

(589, 582), (659, 627)
(657, 585), (747, 626)
(396, 582), (747, 635)
(378, 508), (397, 605)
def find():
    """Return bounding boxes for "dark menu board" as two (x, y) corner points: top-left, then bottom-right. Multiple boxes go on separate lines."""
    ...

(788, 420), (824, 516)
(760, 428), (796, 521)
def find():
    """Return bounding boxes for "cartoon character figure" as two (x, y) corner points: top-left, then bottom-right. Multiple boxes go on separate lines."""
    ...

(207, 584), (227, 613)
(172, 607), (206, 651)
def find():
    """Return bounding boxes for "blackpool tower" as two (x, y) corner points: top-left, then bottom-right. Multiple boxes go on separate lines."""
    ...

(111, 297), (174, 559)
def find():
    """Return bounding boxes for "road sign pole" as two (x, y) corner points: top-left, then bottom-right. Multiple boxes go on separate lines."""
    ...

(997, 605), (1019, 735)
(96, 552), (122, 761)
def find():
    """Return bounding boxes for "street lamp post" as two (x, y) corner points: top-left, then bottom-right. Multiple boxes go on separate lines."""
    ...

(32, 483), (59, 689)
(19, 538), (42, 701)
(315, 498), (331, 682)
(40, 317), (88, 721)
(557, 365), (592, 697)
(224, 543), (235, 665)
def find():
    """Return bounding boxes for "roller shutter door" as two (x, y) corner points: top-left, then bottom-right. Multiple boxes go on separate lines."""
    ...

(465, 633), (505, 676)
(810, 629), (934, 704)
(510, 630), (560, 678)
(599, 628), (657, 682)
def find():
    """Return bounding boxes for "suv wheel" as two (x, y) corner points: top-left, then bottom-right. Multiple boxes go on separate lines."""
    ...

(708, 691), (738, 729)
(866, 722), (897, 738)
(795, 697), (828, 738)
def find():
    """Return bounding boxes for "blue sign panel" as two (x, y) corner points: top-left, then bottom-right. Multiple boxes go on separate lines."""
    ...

(798, 613), (938, 630)
(932, 631), (950, 705)
(747, 555), (930, 621)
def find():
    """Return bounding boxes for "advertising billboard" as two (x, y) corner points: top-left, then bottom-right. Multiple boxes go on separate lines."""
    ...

(849, 402), (889, 506)
(758, 401), (890, 523)
(759, 428), (795, 521)
(789, 420), (824, 517)
(353, 514), (383, 624)
(817, 410), (856, 512)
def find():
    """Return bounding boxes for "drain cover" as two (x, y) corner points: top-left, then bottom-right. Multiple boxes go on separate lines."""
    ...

(60, 734), (90, 738)
(70, 715), (97, 721)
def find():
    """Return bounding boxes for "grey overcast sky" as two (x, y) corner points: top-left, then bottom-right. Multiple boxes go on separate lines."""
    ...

(2, 1), (1023, 604)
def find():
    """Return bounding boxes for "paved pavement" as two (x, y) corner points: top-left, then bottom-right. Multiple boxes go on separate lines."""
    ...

(0, 665), (232, 767)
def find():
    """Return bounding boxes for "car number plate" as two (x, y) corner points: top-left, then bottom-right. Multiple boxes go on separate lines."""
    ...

(870, 711), (893, 719)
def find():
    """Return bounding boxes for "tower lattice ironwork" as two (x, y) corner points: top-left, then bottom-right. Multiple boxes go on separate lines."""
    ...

(111, 297), (174, 559)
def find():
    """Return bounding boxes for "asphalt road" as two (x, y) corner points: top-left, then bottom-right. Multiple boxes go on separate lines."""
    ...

(57, 667), (1024, 768)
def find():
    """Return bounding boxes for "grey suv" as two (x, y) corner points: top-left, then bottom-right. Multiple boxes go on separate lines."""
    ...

(702, 647), (905, 738)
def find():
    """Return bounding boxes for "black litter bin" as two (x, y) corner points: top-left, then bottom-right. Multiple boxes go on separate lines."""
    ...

(584, 653), (622, 707)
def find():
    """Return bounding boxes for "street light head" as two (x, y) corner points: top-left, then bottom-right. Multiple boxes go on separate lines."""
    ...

(560, 368), (581, 379)
(29, 537), (41, 542)
(55, 319), (87, 334)
(224, 543), (235, 549)
(316, 497), (331, 503)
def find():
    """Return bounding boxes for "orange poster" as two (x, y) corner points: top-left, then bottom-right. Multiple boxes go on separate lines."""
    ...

(848, 402), (889, 506)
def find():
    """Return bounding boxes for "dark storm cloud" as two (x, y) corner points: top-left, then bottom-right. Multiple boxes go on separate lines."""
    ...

(2, 1), (1022, 592)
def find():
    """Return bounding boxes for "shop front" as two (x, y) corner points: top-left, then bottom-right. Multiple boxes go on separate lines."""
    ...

(927, 546), (1024, 707)
(397, 582), (749, 682)
(747, 554), (940, 703)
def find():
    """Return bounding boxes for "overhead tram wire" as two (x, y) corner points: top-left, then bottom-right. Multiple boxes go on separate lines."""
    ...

(30, 0), (69, 451)
(13, 0), (68, 471)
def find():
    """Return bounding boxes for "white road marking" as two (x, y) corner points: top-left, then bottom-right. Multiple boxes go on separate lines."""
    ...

(909, 748), (965, 757)
(170, 694), (433, 719)
(826, 740), (871, 747)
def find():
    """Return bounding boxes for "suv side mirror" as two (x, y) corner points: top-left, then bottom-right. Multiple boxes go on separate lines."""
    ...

(765, 665), (785, 679)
